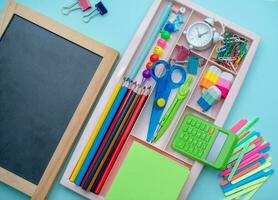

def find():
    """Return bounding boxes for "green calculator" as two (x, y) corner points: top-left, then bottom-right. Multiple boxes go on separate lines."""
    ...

(172, 114), (238, 170)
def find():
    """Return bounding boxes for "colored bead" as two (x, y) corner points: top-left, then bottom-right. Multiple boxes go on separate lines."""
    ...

(153, 46), (164, 56)
(150, 54), (159, 63)
(146, 61), (153, 70)
(164, 23), (175, 33)
(157, 98), (166, 107)
(143, 69), (151, 79)
(156, 38), (167, 48)
(161, 30), (170, 40)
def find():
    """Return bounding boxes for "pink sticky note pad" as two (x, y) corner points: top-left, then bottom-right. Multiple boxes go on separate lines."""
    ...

(78, 0), (91, 11)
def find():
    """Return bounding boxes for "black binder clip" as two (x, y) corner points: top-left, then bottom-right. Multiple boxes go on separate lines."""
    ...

(82, 1), (108, 23)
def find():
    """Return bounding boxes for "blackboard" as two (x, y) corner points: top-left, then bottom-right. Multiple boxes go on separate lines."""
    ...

(0, 15), (103, 185)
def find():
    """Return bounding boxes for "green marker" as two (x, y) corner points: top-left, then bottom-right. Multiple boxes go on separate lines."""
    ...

(152, 75), (193, 143)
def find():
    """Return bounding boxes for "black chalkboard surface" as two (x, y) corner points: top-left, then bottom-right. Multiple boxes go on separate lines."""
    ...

(0, 15), (102, 184)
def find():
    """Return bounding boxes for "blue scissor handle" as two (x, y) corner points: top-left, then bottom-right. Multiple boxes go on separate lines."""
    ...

(150, 60), (186, 89)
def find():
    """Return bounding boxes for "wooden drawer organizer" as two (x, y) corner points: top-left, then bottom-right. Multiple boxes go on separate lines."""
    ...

(61, 0), (260, 199)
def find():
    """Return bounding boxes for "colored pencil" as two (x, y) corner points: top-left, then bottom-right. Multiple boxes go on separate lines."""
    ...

(81, 85), (139, 189)
(86, 87), (143, 190)
(91, 88), (144, 191)
(70, 82), (122, 182)
(74, 81), (132, 185)
(94, 87), (150, 194)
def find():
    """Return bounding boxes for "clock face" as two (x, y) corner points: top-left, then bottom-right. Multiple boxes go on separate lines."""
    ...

(186, 21), (213, 50)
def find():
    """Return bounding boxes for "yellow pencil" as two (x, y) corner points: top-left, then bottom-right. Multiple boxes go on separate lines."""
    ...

(69, 82), (122, 182)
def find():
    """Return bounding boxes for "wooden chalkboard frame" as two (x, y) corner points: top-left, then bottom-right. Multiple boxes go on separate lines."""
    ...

(0, 0), (118, 199)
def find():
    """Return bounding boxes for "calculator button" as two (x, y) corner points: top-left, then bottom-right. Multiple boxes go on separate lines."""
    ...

(196, 132), (201, 137)
(200, 124), (206, 130)
(195, 122), (201, 128)
(193, 148), (198, 155)
(209, 127), (215, 135)
(183, 126), (189, 132)
(177, 141), (185, 148)
(192, 130), (197, 135)
(191, 120), (196, 126)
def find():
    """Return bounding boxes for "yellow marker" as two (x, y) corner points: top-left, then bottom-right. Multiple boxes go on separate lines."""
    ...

(69, 83), (122, 182)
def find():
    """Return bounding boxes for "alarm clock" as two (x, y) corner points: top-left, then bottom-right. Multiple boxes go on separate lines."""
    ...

(183, 17), (225, 51)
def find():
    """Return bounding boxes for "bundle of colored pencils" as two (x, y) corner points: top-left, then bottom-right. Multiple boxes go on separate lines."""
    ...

(219, 118), (274, 200)
(69, 78), (150, 193)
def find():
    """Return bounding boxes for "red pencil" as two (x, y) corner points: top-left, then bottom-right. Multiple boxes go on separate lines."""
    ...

(94, 87), (150, 194)
(80, 82), (136, 187)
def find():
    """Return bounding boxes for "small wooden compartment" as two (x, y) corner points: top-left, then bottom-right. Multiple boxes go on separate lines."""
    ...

(61, 0), (260, 199)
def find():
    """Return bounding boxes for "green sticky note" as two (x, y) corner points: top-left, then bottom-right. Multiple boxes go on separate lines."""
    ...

(106, 142), (190, 200)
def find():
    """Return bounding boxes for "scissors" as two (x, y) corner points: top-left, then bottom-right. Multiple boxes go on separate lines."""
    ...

(146, 60), (186, 142)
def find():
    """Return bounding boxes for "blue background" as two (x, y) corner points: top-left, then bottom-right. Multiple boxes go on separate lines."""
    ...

(0, 0), (277, 199)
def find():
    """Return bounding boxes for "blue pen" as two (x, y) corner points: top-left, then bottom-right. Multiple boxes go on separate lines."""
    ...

(222, 169), (274, 193)
(128, 2), (172, 80)
(74, 81), (129, 185)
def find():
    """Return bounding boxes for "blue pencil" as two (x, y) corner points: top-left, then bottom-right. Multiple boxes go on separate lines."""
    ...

(74, 80), (130, 185)
(82, 89), (138, 189)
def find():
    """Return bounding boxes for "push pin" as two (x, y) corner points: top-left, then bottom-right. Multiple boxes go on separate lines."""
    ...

(62, 0), (91, 15)
(82, 1), (108, 23)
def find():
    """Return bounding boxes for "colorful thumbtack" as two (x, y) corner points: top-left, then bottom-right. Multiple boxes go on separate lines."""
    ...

(187, 56), (199, 75)
(197, 86), (221, 111)
(62, 0), (91, 15)
(82, 1), (107, 23)
(215, 72), (234, 98)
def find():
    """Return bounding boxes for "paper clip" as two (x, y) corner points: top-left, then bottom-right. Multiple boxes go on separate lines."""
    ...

(62, 0), (92, 15)
(82, 1), (108, 23)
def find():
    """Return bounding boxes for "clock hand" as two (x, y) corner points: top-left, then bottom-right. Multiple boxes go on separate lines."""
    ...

(197, 27), (201, 38)
(199, 30), (209, 37)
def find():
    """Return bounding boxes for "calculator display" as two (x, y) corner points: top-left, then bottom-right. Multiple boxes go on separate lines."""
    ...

(206, 132), (227, 163)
